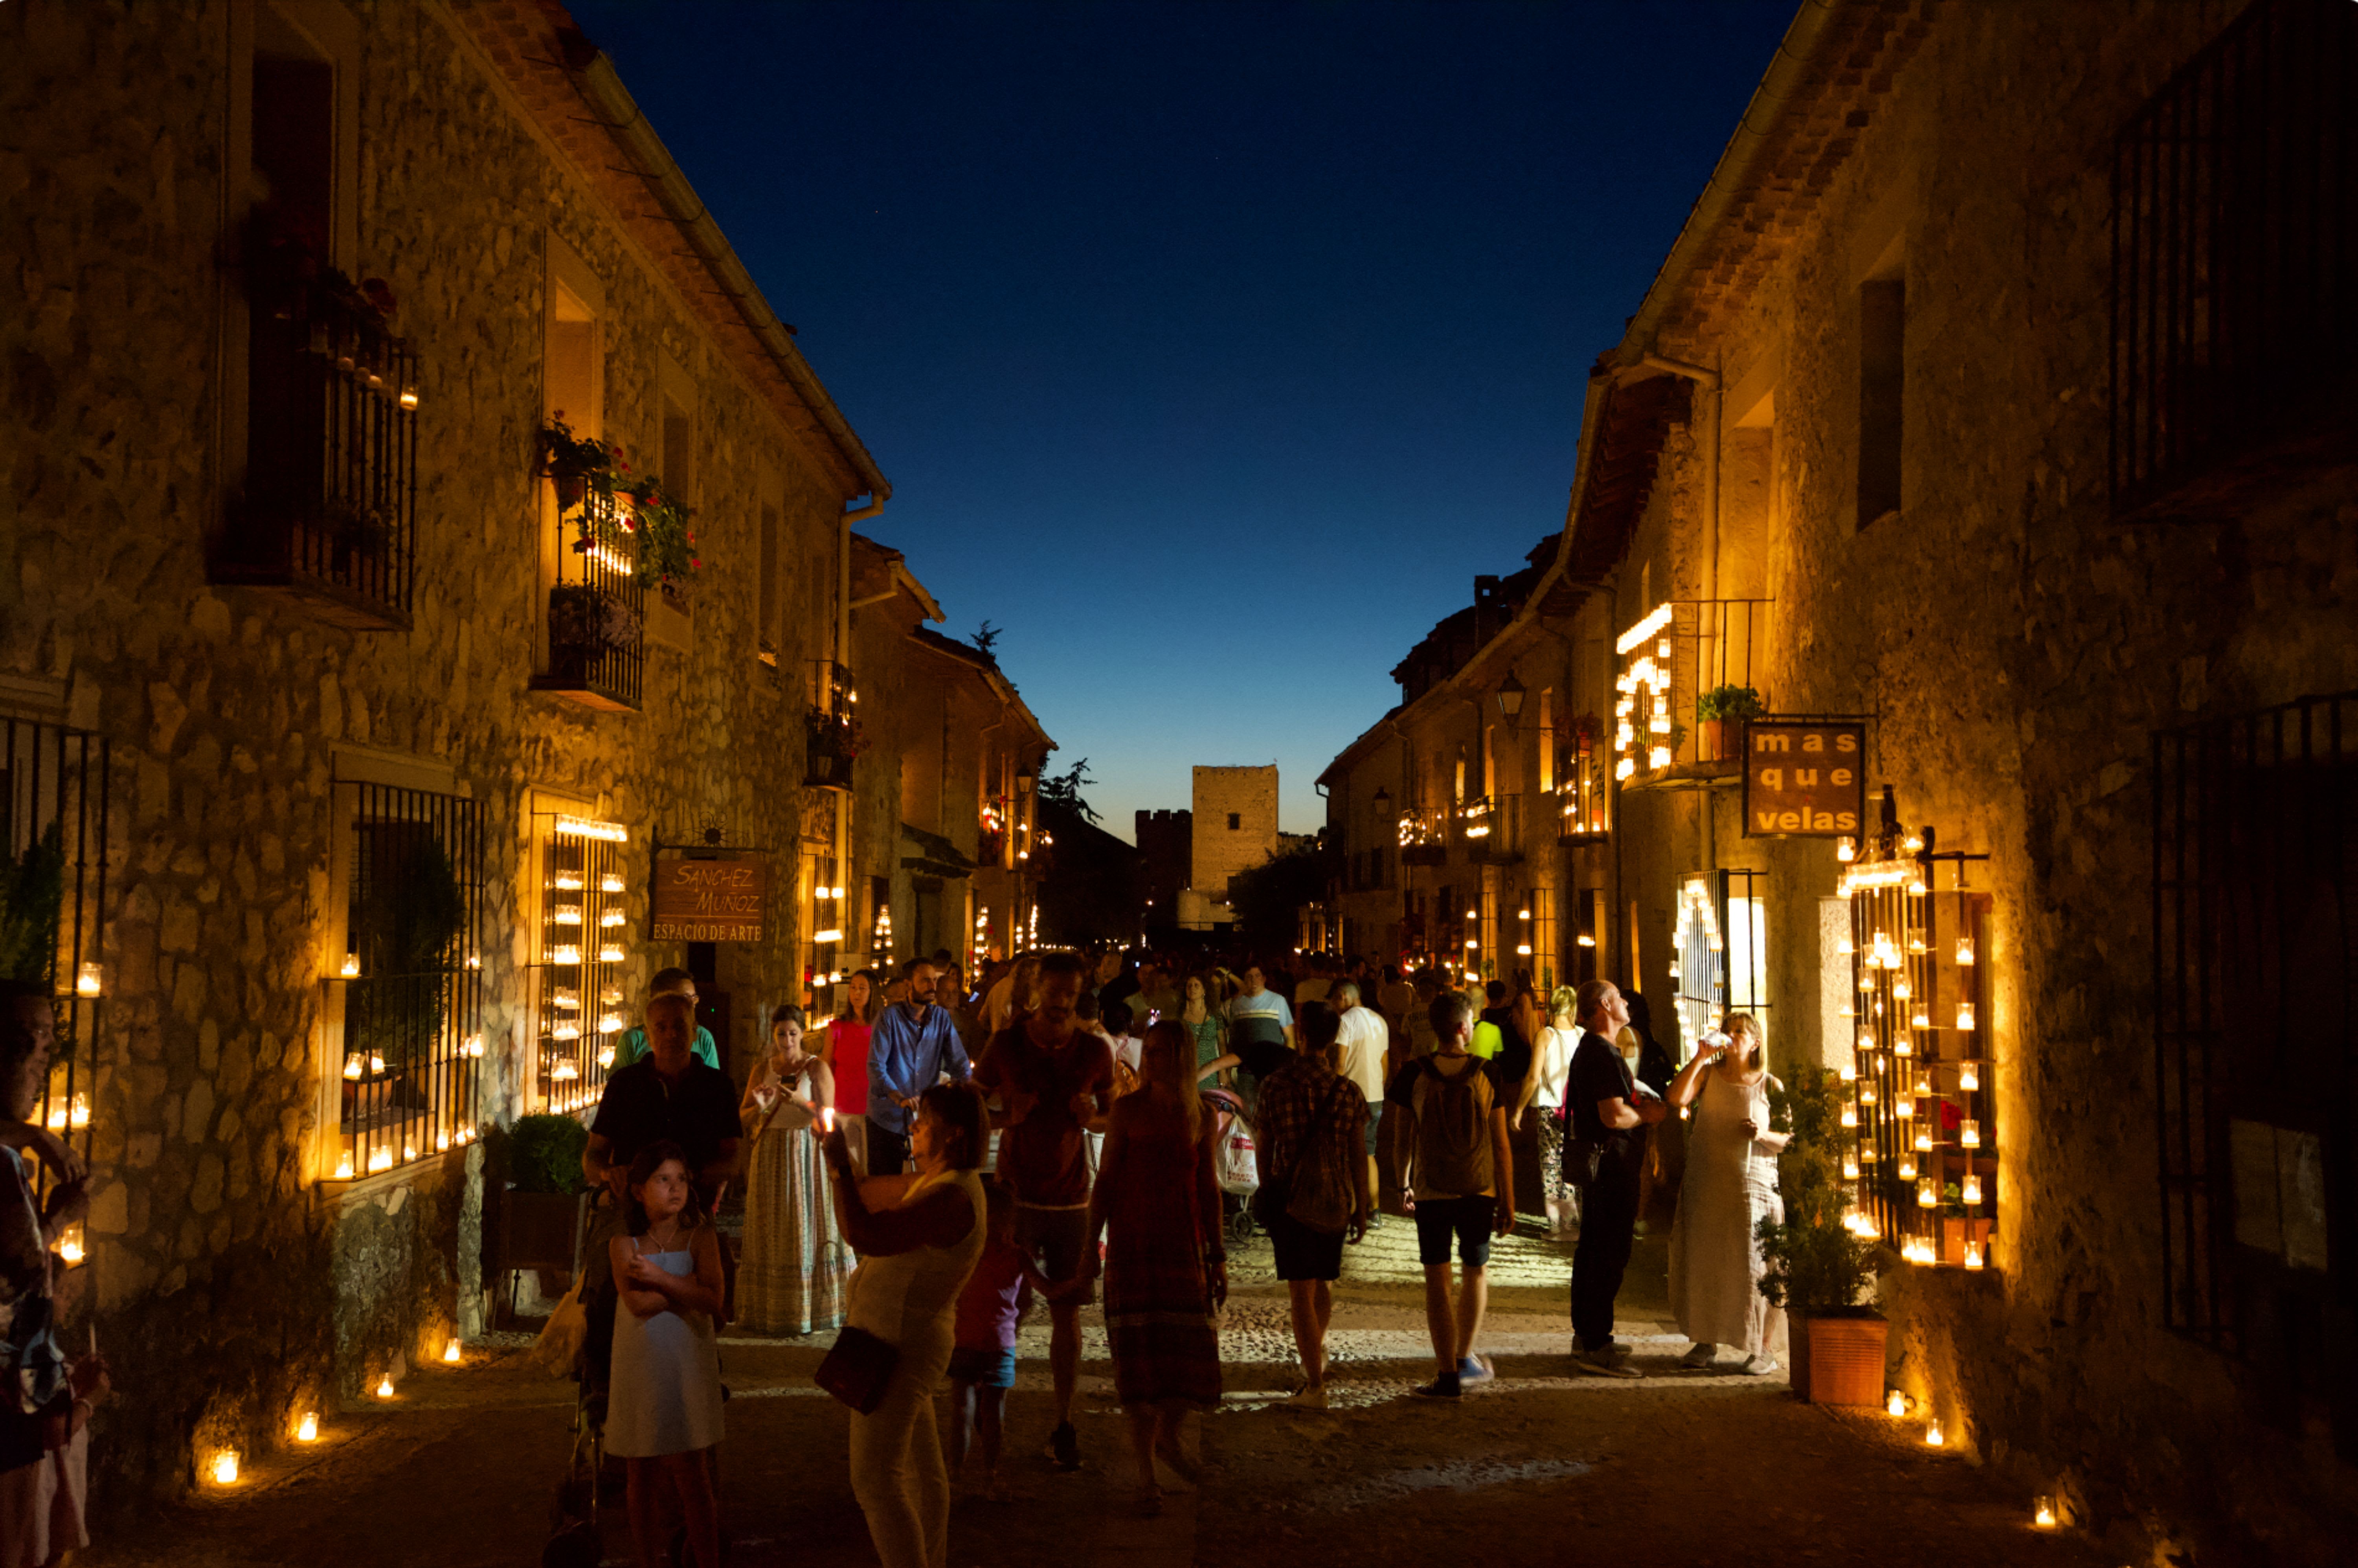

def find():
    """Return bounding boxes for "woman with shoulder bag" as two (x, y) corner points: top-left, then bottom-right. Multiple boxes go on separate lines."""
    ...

(1664, 1014), (1789, 1375)
(737, 1004), (853, 1334)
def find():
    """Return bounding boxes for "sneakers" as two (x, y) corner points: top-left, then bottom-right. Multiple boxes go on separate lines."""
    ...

(1045, 1421), (1080, 1471)
(1412, 1372), (1463, 1399)
(1680, 1342), (1718, 1370)
(1281, 1383), (1330, 1410)
(1739, 1355), (1780, 1377)
(1573, 1344), (1644, 1378)
(1456, 1355), (1496, 1389)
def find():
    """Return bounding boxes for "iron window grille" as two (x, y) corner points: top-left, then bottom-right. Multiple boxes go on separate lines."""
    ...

(1672, 870), (1770, 1054)
(2109, 0), (2358, 519)
(1617, 600), (1773, 780)
(218, 274), (421, 629)
(334, 782), (483, 1177)
(535, 484), (646, 711)
(1, 719), (109, 1249)
(2152, 691), (2355, 1361)
(532, 812), (631, 1115)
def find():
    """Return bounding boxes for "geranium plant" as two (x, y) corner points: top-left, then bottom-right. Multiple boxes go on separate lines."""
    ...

(619, 476), (701, 587)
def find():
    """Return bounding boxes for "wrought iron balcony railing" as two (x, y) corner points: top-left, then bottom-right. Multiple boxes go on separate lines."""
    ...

(533, 485), (645, 711)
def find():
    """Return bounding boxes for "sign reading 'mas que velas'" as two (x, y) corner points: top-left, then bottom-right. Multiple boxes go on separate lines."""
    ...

(1742, 721), (1866, 837)
(651, 853), (769, 942)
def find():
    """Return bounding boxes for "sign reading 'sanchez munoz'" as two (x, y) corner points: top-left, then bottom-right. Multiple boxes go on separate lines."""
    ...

(651, 854), (769, 942)
(1742, 720), (1866, 837)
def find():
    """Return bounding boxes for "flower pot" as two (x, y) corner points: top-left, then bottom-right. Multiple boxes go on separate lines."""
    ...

(1790, 1311), (1888, 1406)
(553, 474), (587, 513)
(1940, 1217), (1993, 1265)
(1700, 718), (1727, 761)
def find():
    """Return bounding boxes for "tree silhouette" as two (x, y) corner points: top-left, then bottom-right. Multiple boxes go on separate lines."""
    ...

(1037, 757), (1100, 823)
(970, 620), (1001, 656)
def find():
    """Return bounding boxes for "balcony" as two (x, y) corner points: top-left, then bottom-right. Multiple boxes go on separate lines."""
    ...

(1617, 599), (1770, 790)
(2109, 0), (2358, 520)
(805, 706), (859, 791)
(1557, 740), (1612, 846)
(1457, 794), (1526, 864)
(1397, 805), (1449, 867)
(216, 274), (419, 629)
(531, 487), (645, 712)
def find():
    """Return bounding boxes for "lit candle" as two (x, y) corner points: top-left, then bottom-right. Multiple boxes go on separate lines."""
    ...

(1956, 1002), (1976, 1030)
(1961, 1119), (1981, 1149)
(1892, 978), (1912, 1002)
(1842, 1156), (1860, 1179)
(1860, 1142), (1877, 1163)
(601, 872), (626, 894)
(335, 1152), (354, 1179)
(1893, 1033), (1912, 1057)
(596, 1046), (616, 1069)
(1917, 1178), (1938, 1208)
(1962, 1172), (1983, 1205)
(552, 944), (582, 966)
(339, 953), (360, 979)
(435, 1132), (450, 1152)
(555, 872), (584, 890)
(1859, 1083), (1877, 1105)
(343, 1057), (363, 1081)
(1895, 1094), (1914, 1118)
(1955, 936), (1975, 965)
(465, 952), (481, 970)
(1840, 1105), (1858, 1129)
(2033, 1498), (2056, 1529)
(1858, 1032), (1875, 1052)
(1959, 1061), (1980, 1091)
(376, 1376), (395, 1399)
(443, 1337), (463, 1365)
(296, 1412), (318, 1442)
(820, 1106), (837, 1135)
(463, 1034), (485, 1058)
(75, 962), (102, 997)
(1837, 934), (1855, 955)
(1964, 1243), (1985, 1271)
(601, 909), (626, 928)
(1914, 1129), (1933, 1152)
(1897, 1155), (1916, 1180)
(1910, 1010), (1930, 1030)
(1839, 1061), (1857, 1082)
(599, 944), (624, 963)
(1836, 836), (1857, 863)
(212, 1450), (239, 1485)
(57, 1224), (84, 1266)
(1886, 1390), (1907, 1417)
(368, 1146), (393, 1173)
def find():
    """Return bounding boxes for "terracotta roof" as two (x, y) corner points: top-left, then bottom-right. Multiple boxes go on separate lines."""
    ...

(1558, 371), (1693, 586)
(453, 0), (887, 498)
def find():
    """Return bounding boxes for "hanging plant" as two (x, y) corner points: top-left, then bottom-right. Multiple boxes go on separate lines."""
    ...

(619, 477), (701, 586)
(536, 413), (616, 516)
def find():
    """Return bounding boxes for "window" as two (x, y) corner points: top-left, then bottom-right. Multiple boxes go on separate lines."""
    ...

(1857, 278), (1905, 526)
(1673, 870), (1769, 1054)
(529, 809), (632, 1116)
(333, 782), (484, 1176)
(757, 499), (781, 663)
(1537, 689), (1555, 794)
(534, 255), (643, 710)
(1227, 813), (1241, 831)
(1520, 887), (1555, 991)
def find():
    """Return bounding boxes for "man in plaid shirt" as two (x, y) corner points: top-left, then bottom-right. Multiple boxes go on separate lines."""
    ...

(1253, 1002), (1371, 1408)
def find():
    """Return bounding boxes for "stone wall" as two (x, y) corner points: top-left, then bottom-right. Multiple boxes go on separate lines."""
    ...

(1594, 1), (2358, 1559)
(0, 0), (868, 1506)
(1189, 764), (1278, 896)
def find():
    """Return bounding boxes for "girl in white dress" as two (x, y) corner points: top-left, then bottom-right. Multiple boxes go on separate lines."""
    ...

(1664, 1013), (1790, 1374)
(608, 1140), (726, 1568)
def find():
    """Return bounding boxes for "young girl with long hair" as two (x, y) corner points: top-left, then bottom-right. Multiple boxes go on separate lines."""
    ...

(607, 1140), (727, 1568)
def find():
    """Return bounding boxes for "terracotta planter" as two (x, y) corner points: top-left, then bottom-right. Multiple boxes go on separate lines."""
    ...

(1790, 1311), (1888, 1406)
(1941, 1217), (1993, 1265)
(1700, 718), (1726, 761)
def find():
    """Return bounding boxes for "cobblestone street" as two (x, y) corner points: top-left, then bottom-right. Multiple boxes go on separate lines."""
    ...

(84, 1222), (2111, 1568)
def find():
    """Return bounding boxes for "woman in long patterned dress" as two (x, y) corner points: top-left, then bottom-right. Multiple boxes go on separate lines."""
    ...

(1084, 1020), (1224, 1515)
(736, 1004), (852, 1335)
(1664, 1012), (1789, 1374)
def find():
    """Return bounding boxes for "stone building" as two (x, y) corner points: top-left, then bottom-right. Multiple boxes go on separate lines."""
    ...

(1320, 0), (2358, 1557)
(1133, 807), (1192, 936)
(0, 0), (1048, 1506)
(1176, 763), (1278, 932)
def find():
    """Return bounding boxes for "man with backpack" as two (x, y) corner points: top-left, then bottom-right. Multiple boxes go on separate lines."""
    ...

(1563, 979), (1667, 1376)
(1385, 990), (1515, 1399)
(1252, 1002), (1371, 1409)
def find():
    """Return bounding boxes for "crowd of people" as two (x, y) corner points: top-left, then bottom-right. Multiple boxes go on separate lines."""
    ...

(531, 946), (1789, 1568)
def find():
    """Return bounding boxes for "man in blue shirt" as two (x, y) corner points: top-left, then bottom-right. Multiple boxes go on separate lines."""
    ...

(866, 955), (972, 1174)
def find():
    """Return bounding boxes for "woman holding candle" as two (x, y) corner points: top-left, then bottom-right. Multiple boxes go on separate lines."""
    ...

(823, 1081), (987, 1568)
(1663, 1012), (1789, 1374)
(736, 1004), (853, 1336)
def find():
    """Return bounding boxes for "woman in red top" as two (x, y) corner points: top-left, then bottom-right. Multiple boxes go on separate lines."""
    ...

(823, 969), (881, 1170)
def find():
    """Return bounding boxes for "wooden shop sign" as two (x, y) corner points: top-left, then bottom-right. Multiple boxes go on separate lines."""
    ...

(1742, 721), (1866, 837)
(651, 853), (769, 942)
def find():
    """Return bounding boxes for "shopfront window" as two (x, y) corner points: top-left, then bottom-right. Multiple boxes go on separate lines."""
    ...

(1672, 870), (1769, 1055)
(531, 812), (629, 1116)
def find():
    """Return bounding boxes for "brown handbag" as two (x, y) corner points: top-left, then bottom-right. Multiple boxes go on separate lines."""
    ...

(813, 1325), (898, 1414)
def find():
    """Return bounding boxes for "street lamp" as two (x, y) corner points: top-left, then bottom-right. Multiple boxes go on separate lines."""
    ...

(1496, 670), (1526, 724)
(1373, 786), (1392, 817)
(1016, 768), (1036, 795)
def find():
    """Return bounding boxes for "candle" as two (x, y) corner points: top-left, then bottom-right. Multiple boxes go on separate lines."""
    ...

(368, 1146), (393, 1173)
(1961, 1120), (1982, 1149)
(1859, 1083), (1877, 1105)
(1897, 1155), (1916, 1180)
(211, 1450), (239, 1485)
(1895, 1094), (1914, 1118)
(376, 1377), (395, 1399)
(339, 953), (360, 978)
(1840, 1105), (1858, 1129)
(297, 1412), (318, 1442)
(601, 872), (625, 893)
(1886, 1390), (1907, 1417)
(1910, 1010), (1930, 1030)
(1962, 1173), (1983, 1205)
(335, 1152), (354, 1179)
(599, 944), (624, 963)
(1914, 1129), (1933, 1152)
(1956, 1002), (1976, 1031)
(2033, 1498), (2056, 1528)
(820, 1106), (837, 1135)
(1964, 1243), (1985, 1271)
(1892, 979), (1911, 1002)
(1839, 1060), (1857, 1081)
(75, 962), (102, 997)
(443, 1337), (463, 1365)
(1959, 1061), (1980, 1091)
(1836, 836), (1857, 863)
(343, 1057), (363, 1081)
(1955, 936), (1975, 965)
(1917, 1178), (1938, 1208)
(1842, 1156), (1860, 1179)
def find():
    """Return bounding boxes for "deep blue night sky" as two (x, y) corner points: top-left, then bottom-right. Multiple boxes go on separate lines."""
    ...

(566, 0), (1793, 837)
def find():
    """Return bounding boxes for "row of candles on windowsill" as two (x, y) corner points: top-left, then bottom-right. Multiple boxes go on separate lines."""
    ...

(1886, 1392), (2063, 1529)
(333, 952), (487, 980)
(331, 1125), (478, 1179)
(209, 1340), (471, 1485)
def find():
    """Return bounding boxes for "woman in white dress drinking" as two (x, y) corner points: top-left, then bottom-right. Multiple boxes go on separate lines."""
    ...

(1664, 1013), (1789, 1374)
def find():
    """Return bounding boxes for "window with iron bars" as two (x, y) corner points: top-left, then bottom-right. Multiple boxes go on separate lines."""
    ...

(334, 783), (483, 1177)
(531, 812), (631, 1118)
(1672, 870), (1769, 1056)
(2152, 690), (2356, 1425)
(2109, 0), (2358, 520)
(2, 718), (108, 1265)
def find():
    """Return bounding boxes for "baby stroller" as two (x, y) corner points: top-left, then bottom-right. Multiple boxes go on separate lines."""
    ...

(1204, 1085), (1260, 1250)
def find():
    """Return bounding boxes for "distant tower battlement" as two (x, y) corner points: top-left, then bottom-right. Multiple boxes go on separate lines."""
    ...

(1190, 765), (1278, 899)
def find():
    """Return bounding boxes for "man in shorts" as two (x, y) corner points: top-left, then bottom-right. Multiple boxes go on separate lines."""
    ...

(1385, 989), (1515, 1399)
(1253, 1002), (1371, 1408)
(972, 950), (1113, 1470)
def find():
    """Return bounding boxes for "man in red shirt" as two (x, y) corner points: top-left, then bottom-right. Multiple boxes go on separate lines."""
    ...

(972, 950), (1113, 1471)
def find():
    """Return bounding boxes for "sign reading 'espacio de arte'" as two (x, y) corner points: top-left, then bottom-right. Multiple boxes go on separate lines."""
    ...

(651, 854), (769, 942)
(1742, 720), (1867, 837)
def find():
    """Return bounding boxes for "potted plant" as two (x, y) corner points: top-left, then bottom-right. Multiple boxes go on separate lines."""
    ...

(804, 705), (862, 791)
(1758, 1069), (1888, 1405)
(486, 1114), (592, 1319)
(536, 413), (613, 516)
(1696, 684), (1766, 762)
